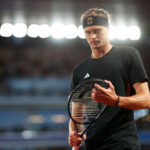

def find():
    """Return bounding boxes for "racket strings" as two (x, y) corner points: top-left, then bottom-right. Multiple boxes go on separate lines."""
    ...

(69, 80), (108, 124)
(70, 97), (101, 123)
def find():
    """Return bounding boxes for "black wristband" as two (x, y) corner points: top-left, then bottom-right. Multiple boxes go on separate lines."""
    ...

(115, 96), (120, 106)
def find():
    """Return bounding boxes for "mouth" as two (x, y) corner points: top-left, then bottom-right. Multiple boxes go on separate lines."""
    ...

(90, 41), (100, 45)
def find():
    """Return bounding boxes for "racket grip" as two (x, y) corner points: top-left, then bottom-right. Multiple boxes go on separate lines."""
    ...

(72, 147), (79, 150)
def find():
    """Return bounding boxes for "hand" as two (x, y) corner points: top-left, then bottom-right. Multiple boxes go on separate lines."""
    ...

(69, 131), (86, 148)
(91, 80), (118, 106)
(69, 131), (82, 147)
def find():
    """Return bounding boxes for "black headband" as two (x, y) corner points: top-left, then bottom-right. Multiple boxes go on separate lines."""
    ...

(82, 16), (109, 28)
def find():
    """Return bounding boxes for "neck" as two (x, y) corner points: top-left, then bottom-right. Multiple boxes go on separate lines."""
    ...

(91, 43), (112, 59)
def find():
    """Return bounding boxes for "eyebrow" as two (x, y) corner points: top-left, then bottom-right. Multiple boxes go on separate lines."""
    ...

(85, 28), (102, 33)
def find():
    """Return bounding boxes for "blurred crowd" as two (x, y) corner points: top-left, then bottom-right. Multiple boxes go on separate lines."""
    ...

(0, 47), (88, 78)
(0, 42), (89, 95)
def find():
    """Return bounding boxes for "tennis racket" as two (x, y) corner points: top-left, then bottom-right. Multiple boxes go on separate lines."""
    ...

(68, 78), (109, 149)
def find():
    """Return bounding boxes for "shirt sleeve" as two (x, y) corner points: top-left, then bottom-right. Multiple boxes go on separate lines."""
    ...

(126, 47), (148, 85)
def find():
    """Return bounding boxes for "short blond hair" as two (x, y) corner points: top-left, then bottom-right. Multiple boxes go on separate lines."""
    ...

(81, 8), (111, 24)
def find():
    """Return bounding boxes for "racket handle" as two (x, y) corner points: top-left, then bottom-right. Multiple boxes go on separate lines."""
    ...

(72, 147), (79, 150)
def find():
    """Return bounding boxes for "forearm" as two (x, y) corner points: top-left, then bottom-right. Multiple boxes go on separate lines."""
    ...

(69, 119), (77, 134)
(69, 119), (83, 148)
(118, 93), (150, 109)
(69, 119), (84, 134)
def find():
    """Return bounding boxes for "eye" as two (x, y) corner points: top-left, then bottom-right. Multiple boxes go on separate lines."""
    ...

(85, 31), (91, 35)
(93, 29), (102, 34)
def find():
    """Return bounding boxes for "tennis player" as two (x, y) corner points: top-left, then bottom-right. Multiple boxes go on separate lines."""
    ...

(68, 8), (150, 150)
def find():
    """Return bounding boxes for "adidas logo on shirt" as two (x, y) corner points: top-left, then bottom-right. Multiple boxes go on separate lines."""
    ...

(84, 73), (90, 79)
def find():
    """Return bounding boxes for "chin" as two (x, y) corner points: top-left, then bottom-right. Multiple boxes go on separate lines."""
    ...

(92, 45), (103, 49)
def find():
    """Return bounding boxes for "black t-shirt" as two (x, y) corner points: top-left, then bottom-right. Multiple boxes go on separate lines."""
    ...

(71, 46), (148, 150)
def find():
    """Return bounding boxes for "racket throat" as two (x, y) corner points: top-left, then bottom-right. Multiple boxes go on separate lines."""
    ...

(80, 120), (95, 138)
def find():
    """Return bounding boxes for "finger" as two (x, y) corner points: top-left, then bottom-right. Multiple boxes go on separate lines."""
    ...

(69, 136), (82, 142)
(69, 134), (82, 145)
(92, 89), (104, 98)
(92, 96), (105, 104)
(72, 146), (79, 150)
(104, 80), (114, 90)
(73, 131), (80, 137)
(70, 131), (81, 139)
(72, 132), (82, 140)
(70, 141), (81, 147)
(83, 134), (87, 140)
(69, 137), (82, 145)
(69, 137), (82, 147)
(94, 83), (107, 93)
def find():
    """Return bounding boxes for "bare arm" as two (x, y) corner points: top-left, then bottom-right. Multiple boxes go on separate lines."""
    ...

(68, 103), (86, 148)
(69, 102), (85, 133)
(118, 81), (150, 109)
(92, 80), (150, 110)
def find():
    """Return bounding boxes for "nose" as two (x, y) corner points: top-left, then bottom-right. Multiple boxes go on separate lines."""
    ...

(91, 33), (97, 39)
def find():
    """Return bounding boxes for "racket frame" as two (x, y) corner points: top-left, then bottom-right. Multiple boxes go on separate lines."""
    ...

(67, 78), (108, 137)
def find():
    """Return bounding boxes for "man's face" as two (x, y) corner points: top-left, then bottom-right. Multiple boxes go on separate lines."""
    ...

(84, 25), (109, 49)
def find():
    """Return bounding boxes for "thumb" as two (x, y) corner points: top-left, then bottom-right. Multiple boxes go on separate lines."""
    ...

(104, 80), (114, 90)
(73, 131), (78, 136)
(83, 134), (86, 140)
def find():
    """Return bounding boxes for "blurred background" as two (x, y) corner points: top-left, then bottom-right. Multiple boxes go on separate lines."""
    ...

(0, 0), (150, 150)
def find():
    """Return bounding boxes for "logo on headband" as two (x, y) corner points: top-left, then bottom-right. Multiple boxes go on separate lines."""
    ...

(87, 17), (93, 25)
(83, 16), (109, 29)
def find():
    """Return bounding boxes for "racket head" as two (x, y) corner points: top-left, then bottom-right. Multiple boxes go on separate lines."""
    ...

(68, 78), (109, 125)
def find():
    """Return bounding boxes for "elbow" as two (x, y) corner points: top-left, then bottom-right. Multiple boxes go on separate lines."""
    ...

(144, 94), (150, 109)
(148, 94), (150, 108)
